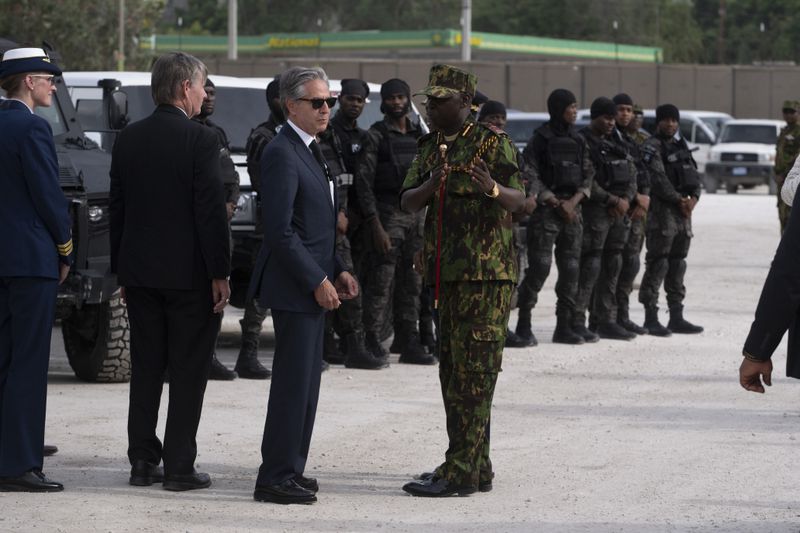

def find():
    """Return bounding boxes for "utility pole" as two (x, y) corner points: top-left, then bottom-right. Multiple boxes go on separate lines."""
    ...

(717, 0), (726, 64)
(461, 0), (471, 62)
(117, 0), (125, 71)
(227, 0), (238, 61)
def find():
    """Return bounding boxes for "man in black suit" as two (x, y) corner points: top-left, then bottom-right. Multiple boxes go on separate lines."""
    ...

(109, 52), (231, 492)
(249, 66), (358, 505)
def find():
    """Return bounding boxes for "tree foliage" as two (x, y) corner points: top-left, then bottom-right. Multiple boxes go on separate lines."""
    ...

(0, 0), (165, 70)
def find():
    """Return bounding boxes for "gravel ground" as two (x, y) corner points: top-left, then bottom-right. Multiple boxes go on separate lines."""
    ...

(4, 190), (800, 533)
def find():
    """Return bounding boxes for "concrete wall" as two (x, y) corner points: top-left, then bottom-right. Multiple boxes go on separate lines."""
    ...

(201, 55), (800, 118)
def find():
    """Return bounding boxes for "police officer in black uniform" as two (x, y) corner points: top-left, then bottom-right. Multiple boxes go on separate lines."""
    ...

(638, 104), (703, 336)
(576, 97), (637, 341)
(192, 77), (241, 380)
(356, 78), (434, 365)
(235, 76), (286, 379)
(514, 89), (594, 345)
(318, 79), (386, 369)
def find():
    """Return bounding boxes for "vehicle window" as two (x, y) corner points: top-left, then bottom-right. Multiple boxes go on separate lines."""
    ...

(679, 120), (693, 142)
(694, 126), (712, 144)
(504, 119), (546, 145)
(699, 116), (728, 139)
(719, 125), (778, 144)
(1, 90), (68, 136)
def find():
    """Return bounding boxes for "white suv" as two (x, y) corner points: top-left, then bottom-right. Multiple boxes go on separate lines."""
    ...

(704, 119), (783, 194)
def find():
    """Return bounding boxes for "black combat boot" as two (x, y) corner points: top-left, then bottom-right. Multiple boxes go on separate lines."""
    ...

(667, 305), (704, 334)
(617, 307), (648, 335)
(643, 306), (672, 337)
(596, 321), (636, 341)
(505, 329), (535, 348)
(234, 334), (271, 379)
(514, 309), (538, 346)
(419, 317), (437, 353)
(571, 315), (599, 343)
(365, 331), (390, 362)
(344, 332), (389, 370)
(323, 327), (346, 365)
(396, 322), (437, 365)
(552, 317), (585, 345)
(209, 353), (237, 381)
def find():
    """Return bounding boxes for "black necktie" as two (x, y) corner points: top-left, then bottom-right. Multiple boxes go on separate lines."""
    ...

(309, 140), (332, 182)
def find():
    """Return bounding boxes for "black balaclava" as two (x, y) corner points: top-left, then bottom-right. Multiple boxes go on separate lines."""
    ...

(266, 75), (284, 123)
(547, 88), (577, 133)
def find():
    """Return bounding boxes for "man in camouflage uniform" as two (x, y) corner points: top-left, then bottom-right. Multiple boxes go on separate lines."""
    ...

(513, 89), (594, 346)
(399, 65), (525, 497)
(234, 76), (285, 379)
(638, 104), (703, 336)
(775, 99), (800, 234)
(356, 78), (434, 365)
(576, 97), (637, 341)
(192, 77), (240, 380)
(318, 79), (386, 370)
(613, 94), (650, 335)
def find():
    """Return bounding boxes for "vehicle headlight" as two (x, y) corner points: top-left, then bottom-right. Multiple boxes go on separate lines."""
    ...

(759, 152), (775, 163)
(708, 151), (720, 162)
(88, 205), (106, 222)
(231, 192), (257, 224)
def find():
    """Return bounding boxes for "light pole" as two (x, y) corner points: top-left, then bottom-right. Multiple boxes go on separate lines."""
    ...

(613, 20), (619, 63)
(117, 0), (125, 71)
(227, 0), (238, 60)
(177, 16), (183, 51)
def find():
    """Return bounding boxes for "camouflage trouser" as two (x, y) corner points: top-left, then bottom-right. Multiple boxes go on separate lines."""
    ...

(615, 215), (646, 319)
(590, 212), (631, 323)
(778, 183), (792, 235)
(241, 204), (269, 341)
(575, 204), (624, 321)
(638, 206), (692, 309)
(327, 230), (364, 337)
(509, 223), (528, 309)
(517, 204), (582, 320)
(362, 204), (423, 335)
(433, 280), (512, 487)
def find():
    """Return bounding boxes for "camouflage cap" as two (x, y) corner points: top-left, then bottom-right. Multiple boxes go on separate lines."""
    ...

(415, 64), (476, 99)
(782, 100), (800, 111)
(632, 104), (644, 115)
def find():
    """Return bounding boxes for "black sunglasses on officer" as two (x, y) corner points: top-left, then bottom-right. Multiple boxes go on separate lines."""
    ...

(297, 96), (337, 110)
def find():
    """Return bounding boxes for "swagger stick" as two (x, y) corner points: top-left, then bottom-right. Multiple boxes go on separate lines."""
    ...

(434, 143), (448, 309)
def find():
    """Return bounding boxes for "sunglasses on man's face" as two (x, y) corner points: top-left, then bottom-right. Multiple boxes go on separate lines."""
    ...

(297, 97), (337, 110)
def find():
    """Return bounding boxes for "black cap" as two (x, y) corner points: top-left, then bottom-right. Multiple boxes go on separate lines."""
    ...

(340, 78), (369, 99)
(380, 78), (410, 100)
(547, 88), (577, 121)
(472, 90), (489, 106)
(204, 77), (215, 88)
(656, 103), (680, 123)
(590, 97), (616, 119)
(478, 100), (506, 121)
(612, 93), (633, 106)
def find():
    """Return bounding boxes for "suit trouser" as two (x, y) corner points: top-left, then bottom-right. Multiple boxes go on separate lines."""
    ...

(125, 286), (219, 476)
(257, 309), (324, 486)
(0, 277), (57, 477)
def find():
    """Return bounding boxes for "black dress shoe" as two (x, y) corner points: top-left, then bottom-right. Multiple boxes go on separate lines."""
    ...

(403, 476), (476, 497)
(293, 474), (319, 493)
(254, 478), (317, 504)
(417, 471), (492, 492)
(0, 470), (63, 492)
(43, 444), (58, 457)
(129, 459), (164, 486)
(163, 470), (211, 491)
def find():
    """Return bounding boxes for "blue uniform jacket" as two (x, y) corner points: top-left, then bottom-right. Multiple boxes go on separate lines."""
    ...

(248, 124), (344, 313)
(0, 99), (72, 278)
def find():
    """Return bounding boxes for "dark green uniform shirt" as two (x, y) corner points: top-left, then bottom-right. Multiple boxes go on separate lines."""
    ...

(402, 118), (523, 284)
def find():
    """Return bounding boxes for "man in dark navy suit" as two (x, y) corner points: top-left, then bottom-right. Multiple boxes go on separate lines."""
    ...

(250, 66), (358, 505)
(110, 52), (231, 491)
(0, 47), (73, 492)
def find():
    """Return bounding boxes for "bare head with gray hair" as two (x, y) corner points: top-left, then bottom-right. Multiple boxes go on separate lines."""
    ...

(279, 66), (328, 117)
(150, 52), (207, 106)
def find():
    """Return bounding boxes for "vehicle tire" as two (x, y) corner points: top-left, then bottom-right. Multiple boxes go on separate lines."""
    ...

(704, 174), (718, 194)
(62, 291), (131, 383)
(726, 183), (738, 194)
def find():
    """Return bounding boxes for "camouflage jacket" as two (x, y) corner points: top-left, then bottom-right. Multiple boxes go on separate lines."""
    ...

(402, 117), (523, 284)
(775, 122), (800, 177)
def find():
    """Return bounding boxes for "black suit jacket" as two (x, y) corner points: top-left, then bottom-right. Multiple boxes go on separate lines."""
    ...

(110, 105), (230, 289)
(249, 124), (343, 313)
(744, 191), (800, 378)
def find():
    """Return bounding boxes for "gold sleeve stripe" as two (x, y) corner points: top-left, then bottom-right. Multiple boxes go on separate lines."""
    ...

(57, 240), (73, 255)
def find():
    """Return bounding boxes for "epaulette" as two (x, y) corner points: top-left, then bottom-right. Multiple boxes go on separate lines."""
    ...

(476, 120), (509, 139)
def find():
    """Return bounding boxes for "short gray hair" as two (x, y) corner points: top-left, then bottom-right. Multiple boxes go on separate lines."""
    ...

(150, 52), (207, 106)
(279, 66), (328, 117)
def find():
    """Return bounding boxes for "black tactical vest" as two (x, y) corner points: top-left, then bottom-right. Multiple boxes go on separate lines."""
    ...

(371, 120), (421, 199)
(582, 129), (633, 196)
(538, 125), (583, 195)
(619, 130), (650, 192)
(661, 137), (700, 194)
